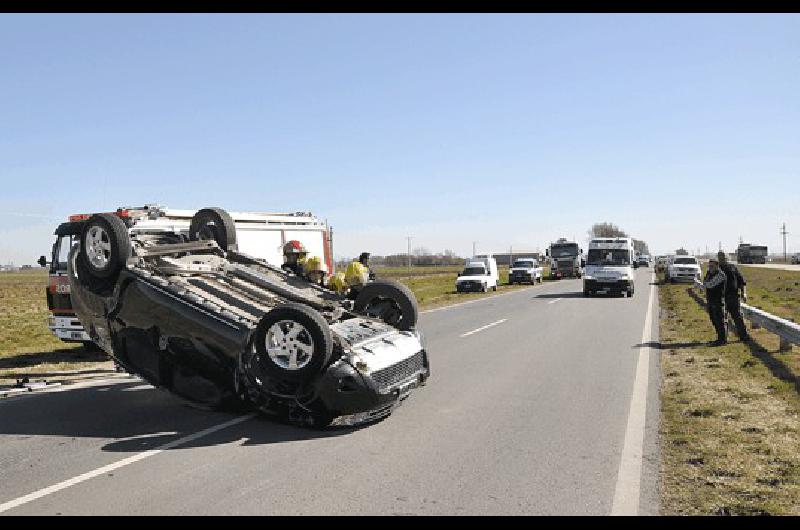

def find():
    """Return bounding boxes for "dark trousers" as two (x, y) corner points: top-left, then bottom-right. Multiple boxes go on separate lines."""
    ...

(725, 295), (748, 338)
(708, 300), (727, 342)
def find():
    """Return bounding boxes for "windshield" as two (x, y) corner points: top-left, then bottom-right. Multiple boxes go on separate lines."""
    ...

(462, 267), (486, 276)
(512, 260), (534, 268)
(551, 244), (579, 257)
(673, 257), (697, 265)
(587, 249), (630, 266)
(52, 235), (75, 272)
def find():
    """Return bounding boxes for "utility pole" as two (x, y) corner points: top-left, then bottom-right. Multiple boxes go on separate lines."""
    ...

(509, 245), (513, 267)
(781, 222), (788, 263)
(472, 241), (477, 258)
(407, 236), (413, 272)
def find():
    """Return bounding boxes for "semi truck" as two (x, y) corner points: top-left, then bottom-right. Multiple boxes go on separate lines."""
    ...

(41, 205), (334, 349)
(736, 243), (768, 264)
(545, 238), (583, 279)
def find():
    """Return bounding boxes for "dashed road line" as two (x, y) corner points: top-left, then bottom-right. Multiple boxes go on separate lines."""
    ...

(459, 319), (508, 338)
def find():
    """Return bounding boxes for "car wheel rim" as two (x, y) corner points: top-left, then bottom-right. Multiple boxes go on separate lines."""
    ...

(265, 320), (314, 370)
(86, 226), (111, 270)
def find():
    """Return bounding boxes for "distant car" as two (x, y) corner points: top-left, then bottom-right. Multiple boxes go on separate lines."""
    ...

(667, 255), (701, 283)
(792, 254), (800, 265)
(636, 255), (650, 267)
(508, 258), (543, 285)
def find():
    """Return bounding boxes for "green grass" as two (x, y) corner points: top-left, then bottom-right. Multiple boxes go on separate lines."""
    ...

(0, 270), (111, 383)
(737, 266), (800, 323)
(659, 278), (800, 515)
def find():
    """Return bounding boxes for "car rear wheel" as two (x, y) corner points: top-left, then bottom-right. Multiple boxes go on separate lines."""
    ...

(189, 207), (238, 252)
(79, 213), (131, 281)
(354, 279), (419, 331)
(253, 303), (333, 382)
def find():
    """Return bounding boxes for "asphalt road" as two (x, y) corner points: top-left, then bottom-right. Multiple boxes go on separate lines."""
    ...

(0, 269), (660, 515)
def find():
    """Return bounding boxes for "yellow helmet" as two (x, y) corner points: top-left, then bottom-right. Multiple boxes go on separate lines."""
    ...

(345, 260), (369, 287)
(328, 272), (348, 294)
(304, 256), (328, 274)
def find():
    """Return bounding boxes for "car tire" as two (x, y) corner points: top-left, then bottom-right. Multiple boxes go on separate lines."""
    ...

(189, 207), (238, 252)
(354, 279), (419, 331)
(79, 213), (131, 281)
(253, 303), (333, 383)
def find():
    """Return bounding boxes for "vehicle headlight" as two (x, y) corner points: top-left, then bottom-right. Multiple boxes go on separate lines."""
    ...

(584, 275), (594, 280)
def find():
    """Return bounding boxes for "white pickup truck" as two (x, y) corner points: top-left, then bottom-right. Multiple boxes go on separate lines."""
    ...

(666, 255), (702, 283)
(508, 258), (543, 285)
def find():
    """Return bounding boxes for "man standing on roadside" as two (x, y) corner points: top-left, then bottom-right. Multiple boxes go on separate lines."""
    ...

(717, 250), (750, 341)
(695, 257), (728, 346)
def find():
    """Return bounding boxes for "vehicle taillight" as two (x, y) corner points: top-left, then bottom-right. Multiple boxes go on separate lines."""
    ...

(116, 209), (130, 218)
(69, 214), (90, 222)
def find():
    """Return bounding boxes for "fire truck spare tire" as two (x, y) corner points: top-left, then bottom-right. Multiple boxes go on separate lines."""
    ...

(253, 303), (333, 382)
(79, 213), (131, 280)
(189, 207), (238, 252)
(354, 279), (419, 331)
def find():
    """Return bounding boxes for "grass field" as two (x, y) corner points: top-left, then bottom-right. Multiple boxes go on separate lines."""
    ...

(737, 265), (800, 323)
(658, 276), (800, 515)
(0, 270), (111, 384)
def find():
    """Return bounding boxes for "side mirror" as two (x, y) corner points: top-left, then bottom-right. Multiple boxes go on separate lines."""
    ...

(545, 249), (549, 257)
(38, 255), (48, 268)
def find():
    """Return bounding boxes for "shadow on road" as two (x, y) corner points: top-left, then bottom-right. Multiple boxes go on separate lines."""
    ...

(0, 348), (109, 370)
(535, 292), (585, 299)
(633, 340), (708, 350)
(0, 379), (360, 452)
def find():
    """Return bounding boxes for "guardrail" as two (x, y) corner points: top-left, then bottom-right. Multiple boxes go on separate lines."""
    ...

(687, 288), (799, 352)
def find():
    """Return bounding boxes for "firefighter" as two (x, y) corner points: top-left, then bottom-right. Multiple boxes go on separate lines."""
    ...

(717, 250), (750, 341)
(344, 258), (370, 297)
(281, 240), (308, 276)
(303, 256), (328, 287)
(358, 252), (376, 280)
(328, 271), (349, 295)
(695, 257), (728, 346)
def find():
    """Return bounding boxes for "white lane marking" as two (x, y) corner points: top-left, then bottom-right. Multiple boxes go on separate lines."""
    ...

(610, 273), (655, 516)
(547, 298), (562, 304)
(0, 376), (138, 405)
(0, 413), (257, 514)
(459, 319), (507, 338)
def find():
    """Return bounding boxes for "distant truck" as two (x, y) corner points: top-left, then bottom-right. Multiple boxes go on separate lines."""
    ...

(41, 205), (333, 348)
(508, 258), (543, 285)
(583, 237), (636, 297)
(736, 243), (768, 264)
(545, 238), (583, 279)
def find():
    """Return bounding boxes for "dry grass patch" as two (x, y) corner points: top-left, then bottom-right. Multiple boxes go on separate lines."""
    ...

(659, 281), (800, 515)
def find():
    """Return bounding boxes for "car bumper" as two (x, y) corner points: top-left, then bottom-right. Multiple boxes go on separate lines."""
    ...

(48, 315), (90, 342)
(315, 349), (430, 420)
(456, 281), (485, 292)
(584, 279), (632, 292)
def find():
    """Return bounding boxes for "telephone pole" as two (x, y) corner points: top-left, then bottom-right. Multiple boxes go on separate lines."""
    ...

(781, 222), (788, 263)
(407, 236), (413, 272)
(472, 241), (477, 257)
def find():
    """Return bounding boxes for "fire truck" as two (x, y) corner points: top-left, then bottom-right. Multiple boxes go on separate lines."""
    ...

(41, 205), (334, 349)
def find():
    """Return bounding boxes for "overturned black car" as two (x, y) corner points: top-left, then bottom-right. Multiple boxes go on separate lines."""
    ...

(67, 207), (429, 428)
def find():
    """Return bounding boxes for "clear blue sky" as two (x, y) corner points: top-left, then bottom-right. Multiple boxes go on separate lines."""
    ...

(1, 13), (798, 264)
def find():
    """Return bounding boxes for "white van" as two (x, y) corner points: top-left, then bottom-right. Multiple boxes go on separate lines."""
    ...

(456, 254), (499, 293)
(583, 237), (636, 297)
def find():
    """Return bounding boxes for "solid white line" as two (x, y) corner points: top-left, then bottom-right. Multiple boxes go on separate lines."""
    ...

(0, 413), (257, 514)
(547, 298), (562, 304)
(610, 274), (655, 516)
(459, 319), (507, 338)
